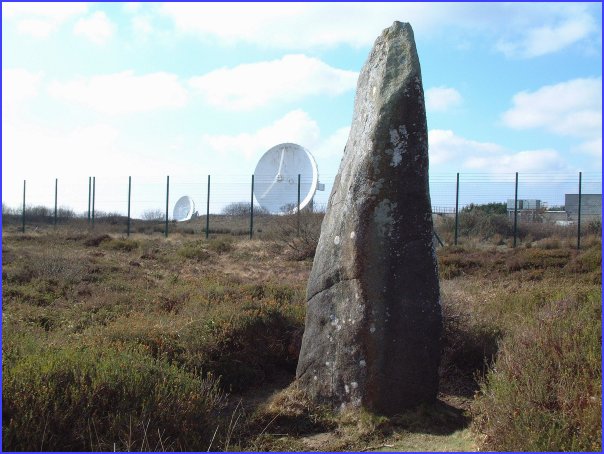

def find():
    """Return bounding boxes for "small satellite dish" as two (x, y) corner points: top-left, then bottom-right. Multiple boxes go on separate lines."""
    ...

(173, 196), (195, 222)
(254, 143), (322, 214)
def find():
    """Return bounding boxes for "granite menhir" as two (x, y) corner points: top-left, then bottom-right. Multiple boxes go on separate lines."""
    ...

(296, 21), (442, 415)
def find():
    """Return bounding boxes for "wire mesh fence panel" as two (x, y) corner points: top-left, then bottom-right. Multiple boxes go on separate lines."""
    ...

(25, 176), (55, 211)
(3, 172), (601, 245)
(429, 174), (458, 214)
(206, 175), (253, 236)
(11, 177), (58, 231)
(59, 177), (93, 218)
(91, 176), (125, 216)
(128, 175), (171, 235)
(130, 176), (167, 218)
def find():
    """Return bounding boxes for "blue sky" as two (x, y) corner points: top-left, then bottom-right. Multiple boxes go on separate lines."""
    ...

(2, 2), (602, 215)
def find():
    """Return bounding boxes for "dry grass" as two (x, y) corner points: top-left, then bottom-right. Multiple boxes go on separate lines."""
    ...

(2, 227), (600, 451)
(437, 244), (601, 451)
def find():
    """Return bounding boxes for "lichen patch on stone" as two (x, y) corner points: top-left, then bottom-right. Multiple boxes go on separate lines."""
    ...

(373, 199), (397, 238)
(391, 149), (403, 167)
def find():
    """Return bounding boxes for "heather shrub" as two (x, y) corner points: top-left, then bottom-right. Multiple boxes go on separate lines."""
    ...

(3, 345), (225, 451)
(473, 291), (601, 451)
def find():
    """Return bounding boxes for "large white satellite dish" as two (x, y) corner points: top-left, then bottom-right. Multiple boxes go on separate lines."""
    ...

(254, 143), (323, 214)
(173, 196), (195, 222)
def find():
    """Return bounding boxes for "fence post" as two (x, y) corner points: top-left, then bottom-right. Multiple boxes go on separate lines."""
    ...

(454, 172), (459, 245)
(22, 180), (26, 233)
(127, 176), (131, 237)
(513, 172), (518, 248)
(577, 171), (582, 250)
(250, 174), (254, 240)
(297, 173), (301, 237)
(88, 176), (91, 224)
(165, 175), (169, 238)
(54, 178), (58, 227)
(92, 176), (96, 228)
(206, 175), (210, 239)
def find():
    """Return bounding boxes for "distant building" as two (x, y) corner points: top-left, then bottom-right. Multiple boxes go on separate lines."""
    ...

(507, 199), (541, 221)
(506, 199), (541, 211)
(565, 194), (602, 221)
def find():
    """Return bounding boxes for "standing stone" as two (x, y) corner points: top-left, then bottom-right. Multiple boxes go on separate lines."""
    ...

(296, 21), (441, 415)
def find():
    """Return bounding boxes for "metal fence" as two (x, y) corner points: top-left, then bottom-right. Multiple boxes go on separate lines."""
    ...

(3, 172), (601, 248)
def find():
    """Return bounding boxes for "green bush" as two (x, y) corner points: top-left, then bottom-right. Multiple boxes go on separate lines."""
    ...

(473, 291), (602, 451)
(459, 211), (512, 239)
(3, 345), (224, 451)
(462, 202), (507, 215)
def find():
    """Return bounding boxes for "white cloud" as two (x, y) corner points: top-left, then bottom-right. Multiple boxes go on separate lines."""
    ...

(2, 68), (43, 117)
(314, 127), (350, 159)
(2, 68), (43, 104)
(3, 2), (88, 37)
(496, 14), (597, 58)
(159, 2), (451, 48)
(428, 129), (503, 165)
(425, 87), (462, 113)
(2, 2), (598, 56)
(464, 149), (570, 173)
(201, 110), (321, 160)
(123, 2), (142, 13)
(502, 77), (601, 138)
(16, 18), (56, 38)
(48, 70), (188, 114)
(2, 120), (202, 213)
(2, 2), (88, 19)
(159, 2), (600, 57)
(502, 77), (602, 158)
(3, 121), (121, 184)
(189, 54), (358, 111)
(3, 121), (190, 178)
(160, 2), (359, 48)
(428, 130), (573, 173)
(574, 137), (602, 157)
(132, 16), (153, 37)
(73, 11), (116, 45)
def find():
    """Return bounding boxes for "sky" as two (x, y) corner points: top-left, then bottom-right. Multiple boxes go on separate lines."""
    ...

(2, 2), (602, 216)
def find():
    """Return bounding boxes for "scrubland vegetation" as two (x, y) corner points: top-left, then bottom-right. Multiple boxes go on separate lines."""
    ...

(2, 213), (601, 451)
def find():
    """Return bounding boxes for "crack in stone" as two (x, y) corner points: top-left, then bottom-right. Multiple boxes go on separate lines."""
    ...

(307, 277), (361, 303)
